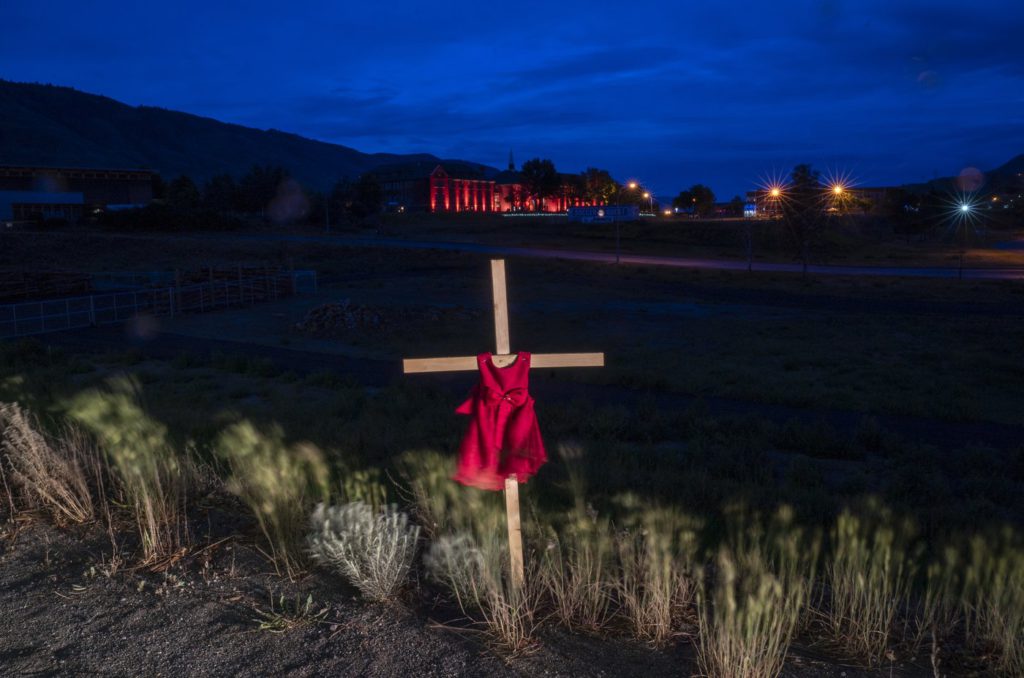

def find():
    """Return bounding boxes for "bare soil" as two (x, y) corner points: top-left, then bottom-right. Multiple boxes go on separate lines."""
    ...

(1, 517), (936, 677)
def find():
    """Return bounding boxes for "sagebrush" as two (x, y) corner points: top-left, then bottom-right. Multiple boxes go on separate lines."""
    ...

(307, 501), (419, 601)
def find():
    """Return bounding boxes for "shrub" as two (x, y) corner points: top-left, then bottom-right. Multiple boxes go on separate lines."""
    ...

(824, 502), (918, 665)
(216, 421), (329, 578)
(307, 502), (419, 601)
(426, 532), (540, 654)
(1, 403), (96, 524)
(69, 378), (191, 563)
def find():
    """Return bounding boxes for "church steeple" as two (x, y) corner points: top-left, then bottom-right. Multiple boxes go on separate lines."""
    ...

(508, 150), (515, 172)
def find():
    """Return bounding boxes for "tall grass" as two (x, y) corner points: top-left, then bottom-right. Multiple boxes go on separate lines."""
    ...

(69, 378), (191, 562)
(216, 421), (330, 578)
(1, 402), (96, 524)
(824, 503), (918, 666)
(961, 528), (1024, 676)
(426, 532), (540, 654)
(616, 505), (702, 645)
(307, 501), (419, 601)
(539, 514), (616, 633)
(397, 449), (505, 540)
(917, 544), (962, 646)
(697, 506), (819, 678)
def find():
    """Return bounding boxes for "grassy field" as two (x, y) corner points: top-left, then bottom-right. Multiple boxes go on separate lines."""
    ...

(2, 228), (1023, 674)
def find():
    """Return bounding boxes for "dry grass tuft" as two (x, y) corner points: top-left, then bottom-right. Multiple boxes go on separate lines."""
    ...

(1, 402), (96, 525)
(426, 533), (541, 655)
(539, 516), (616, 634)
(69, 378), (192, 563)
(615, 506), (702, 645)
(824, 502), (918, 666)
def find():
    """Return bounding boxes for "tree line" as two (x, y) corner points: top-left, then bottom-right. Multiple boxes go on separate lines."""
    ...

(100, 165), (384, 231)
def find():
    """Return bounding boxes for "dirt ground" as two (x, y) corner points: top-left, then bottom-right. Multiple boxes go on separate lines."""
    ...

(1, 518), (932, 678)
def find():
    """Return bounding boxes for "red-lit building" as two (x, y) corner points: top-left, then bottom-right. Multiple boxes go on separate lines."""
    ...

(376, 160), (592, 214)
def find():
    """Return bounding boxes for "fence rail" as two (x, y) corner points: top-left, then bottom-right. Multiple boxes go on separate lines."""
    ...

(0, 270), (317, 339)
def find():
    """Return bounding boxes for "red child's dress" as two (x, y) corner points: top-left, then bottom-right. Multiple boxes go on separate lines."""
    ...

(453, 352), (547, 491)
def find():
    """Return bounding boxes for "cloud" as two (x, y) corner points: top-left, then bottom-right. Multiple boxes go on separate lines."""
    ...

(0, 0), (1021, 196)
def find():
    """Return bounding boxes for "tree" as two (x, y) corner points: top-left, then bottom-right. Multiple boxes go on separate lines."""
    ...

(672, 189), (695, 212)
(202, 173), (238, 215)
(520, 158), (560, 211)
(166, 175), (200, 212)
(238, 164), (289, 216)
(329, 177), (353, 221)
(728, 196), (744, 218)
(781, 164), (822, 273)
(690, 184), (716, 218)
(349, 173), (383, 219)
(580, 167), (618, 205)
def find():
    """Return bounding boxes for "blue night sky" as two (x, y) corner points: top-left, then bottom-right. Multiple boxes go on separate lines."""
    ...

(2, 0), (1022, 198)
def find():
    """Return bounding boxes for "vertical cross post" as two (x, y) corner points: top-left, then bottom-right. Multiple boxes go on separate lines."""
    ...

(491, 259), (510, 355)
(490, 260), (525, 593)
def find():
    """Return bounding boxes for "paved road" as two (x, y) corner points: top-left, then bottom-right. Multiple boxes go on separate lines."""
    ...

(223, 232), (1024, 280)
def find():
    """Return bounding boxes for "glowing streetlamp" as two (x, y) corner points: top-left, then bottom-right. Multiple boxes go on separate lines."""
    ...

(832, 184), (844, 195)
(770, 187), (781, 198)
(627, 181), (638, 190)
(960, 203), (972, 214)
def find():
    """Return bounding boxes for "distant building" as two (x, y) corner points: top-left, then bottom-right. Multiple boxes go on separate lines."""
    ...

(0, 191), (85, 224)
(0, 165), (157, 225)
(375, 159), (594, 214)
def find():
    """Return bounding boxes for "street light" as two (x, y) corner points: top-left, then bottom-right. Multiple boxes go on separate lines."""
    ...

(642, 191), (653, 213)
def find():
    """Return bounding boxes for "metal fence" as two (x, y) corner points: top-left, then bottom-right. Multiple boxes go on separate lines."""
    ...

(0, 270), (317, 339)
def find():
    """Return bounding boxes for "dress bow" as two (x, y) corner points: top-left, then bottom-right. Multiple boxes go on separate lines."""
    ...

(482, 386), (529, 408)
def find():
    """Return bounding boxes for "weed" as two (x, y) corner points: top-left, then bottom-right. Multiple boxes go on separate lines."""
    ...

(252, 592), (329, 633)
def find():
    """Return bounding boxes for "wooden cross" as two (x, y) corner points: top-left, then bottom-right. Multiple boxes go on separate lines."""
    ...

(403, 259), (604, 590)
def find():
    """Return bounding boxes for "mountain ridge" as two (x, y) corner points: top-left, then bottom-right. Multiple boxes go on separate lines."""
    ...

(0, 80), (495, 190)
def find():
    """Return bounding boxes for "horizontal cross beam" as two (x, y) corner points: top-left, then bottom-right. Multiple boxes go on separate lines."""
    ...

(403, 352), (604, 374)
